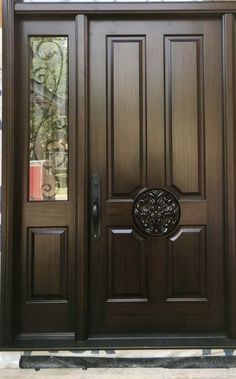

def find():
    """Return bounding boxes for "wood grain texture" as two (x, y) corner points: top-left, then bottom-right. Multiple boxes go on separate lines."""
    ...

(1, 0), (14, 346)
(28, 228), (68, 298)
(14, 2), (236, 15)
(107, 37), (146, 197)
(166, 227), (207, 301)
(165, 36), (204, 197)
(223, 14), (236, 338)
(107, 228), (147, 301)
(0, 0), (2, 28)
(89, 19), (224, 336)
(76, 14), (89, 341)
(14, 19), (76, 335)
(3, 0), (236, 348)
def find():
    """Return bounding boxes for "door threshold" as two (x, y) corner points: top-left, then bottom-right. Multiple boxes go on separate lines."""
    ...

(5, 334), (236, 350)
(19, 355), (236, 369)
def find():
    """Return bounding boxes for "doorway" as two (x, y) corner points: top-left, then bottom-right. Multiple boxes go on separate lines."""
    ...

(2, 1), (236, 348)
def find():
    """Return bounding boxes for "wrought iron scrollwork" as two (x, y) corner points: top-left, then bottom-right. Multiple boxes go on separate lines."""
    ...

(132, 188), (180, 237)
(29, 37), (68, 200)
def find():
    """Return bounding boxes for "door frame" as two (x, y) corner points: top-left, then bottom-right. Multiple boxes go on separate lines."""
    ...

(2, 0), (236, 349)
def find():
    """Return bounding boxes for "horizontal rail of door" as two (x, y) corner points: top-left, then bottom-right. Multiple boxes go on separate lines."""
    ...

(14, 1), (236, 15)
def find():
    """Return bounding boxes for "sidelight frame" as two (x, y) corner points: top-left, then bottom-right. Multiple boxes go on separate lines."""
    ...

(1, 0), (236, 348)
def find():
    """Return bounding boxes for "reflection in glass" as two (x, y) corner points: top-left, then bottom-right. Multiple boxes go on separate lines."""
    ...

(29, 37), (68, 201)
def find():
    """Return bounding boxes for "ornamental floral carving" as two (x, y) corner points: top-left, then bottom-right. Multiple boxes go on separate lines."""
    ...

(132, 189), (180, 237)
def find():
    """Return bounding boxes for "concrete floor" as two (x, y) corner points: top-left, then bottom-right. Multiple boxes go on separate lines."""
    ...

(1, 368), (236, 379)
(1, 350), (236, 378)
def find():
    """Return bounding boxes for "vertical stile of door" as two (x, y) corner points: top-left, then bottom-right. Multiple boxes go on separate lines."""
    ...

(1, 0), (15, 346)
(76, 14), (89, 341)
(222, 13), (236, 338)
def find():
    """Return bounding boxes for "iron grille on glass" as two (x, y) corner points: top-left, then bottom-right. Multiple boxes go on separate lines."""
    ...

(29, 36), (68, 201)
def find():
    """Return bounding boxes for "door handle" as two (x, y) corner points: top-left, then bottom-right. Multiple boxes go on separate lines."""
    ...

(91, 175), (101, 240)
(92, 200), (99, 239)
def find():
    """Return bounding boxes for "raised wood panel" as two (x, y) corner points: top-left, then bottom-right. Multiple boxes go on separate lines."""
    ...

(166, 227), (207, 302)
(165, 36), (205, 197)
(27, 227), (68, 300)
(107, 37), (147, 198)
(107, 228), (148, 302)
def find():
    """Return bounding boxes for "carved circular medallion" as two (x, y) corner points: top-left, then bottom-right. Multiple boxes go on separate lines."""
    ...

(132, 188), (180, 237)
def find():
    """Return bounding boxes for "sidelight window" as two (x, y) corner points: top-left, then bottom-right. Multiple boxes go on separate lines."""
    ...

(29, 36), (68, 201)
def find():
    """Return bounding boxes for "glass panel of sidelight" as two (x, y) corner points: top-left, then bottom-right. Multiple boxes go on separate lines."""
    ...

(29, 36), (68, 201)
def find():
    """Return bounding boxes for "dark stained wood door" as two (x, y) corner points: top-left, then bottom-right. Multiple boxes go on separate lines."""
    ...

(88, 18), (225, 336)
(14, 19), (77, 336)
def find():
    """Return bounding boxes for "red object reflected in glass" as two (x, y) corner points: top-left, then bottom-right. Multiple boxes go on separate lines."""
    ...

(29, 161), (44, 201)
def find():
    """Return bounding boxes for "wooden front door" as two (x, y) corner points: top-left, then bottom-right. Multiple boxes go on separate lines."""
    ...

(88, 18), (225, 336)
(12, 14), (227, 345)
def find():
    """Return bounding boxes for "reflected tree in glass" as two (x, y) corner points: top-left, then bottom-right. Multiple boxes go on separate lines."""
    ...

(29, 36), (68, 201)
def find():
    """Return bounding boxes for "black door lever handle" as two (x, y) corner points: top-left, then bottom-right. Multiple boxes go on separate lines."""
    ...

(92, 200), (99, 239)
(91, 175), (101, 240)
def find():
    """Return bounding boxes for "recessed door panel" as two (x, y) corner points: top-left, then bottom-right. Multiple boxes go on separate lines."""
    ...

(165, 36), (205, 197)
(107, 36), (147, 198)
(28, 227), (68, 299)
(107, 228), (148, 302)
(166, 227), (207, 302)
